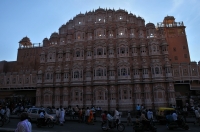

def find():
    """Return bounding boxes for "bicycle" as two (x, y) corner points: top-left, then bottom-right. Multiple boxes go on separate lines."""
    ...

(0, 115), (4, 127)
(2, 115), (10, 125)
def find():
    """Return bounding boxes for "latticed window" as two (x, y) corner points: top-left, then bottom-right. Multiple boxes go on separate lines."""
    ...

(46, 73), (50, 79)
(96, 68), (103, 76)
(74, 71), (79, 78)
(120, 47), (125, 54)
(121, 68), (127, 76)
(97, 48), (103, 55)
(64, 73), (68, 78)
(155, 67), (159, 74)
(76, 51), (80, 57)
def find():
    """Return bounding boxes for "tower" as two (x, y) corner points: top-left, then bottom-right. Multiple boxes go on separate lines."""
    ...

(158, 16), (191, 63)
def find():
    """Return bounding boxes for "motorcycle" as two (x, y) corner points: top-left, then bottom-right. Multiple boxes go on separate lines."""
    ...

(133, 120), (157, 132)
(36, 118), (54, 128)
(166, 116), (189, 130)
(101, 119), (125, 132)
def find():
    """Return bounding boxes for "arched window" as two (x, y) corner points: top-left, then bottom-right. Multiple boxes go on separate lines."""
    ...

(46, 73), (49, 79)
(155, 67), (159, 74)
(49, 54), (52, 59)
(77, 33), (81, 39)
(97, 48), (103, 55)
(96, 68), (103, 76)
(76, 51), (80, 57)
(121, 68), (127, 76)
(120, 47), (125, 54)
(74, 71), (79, 78)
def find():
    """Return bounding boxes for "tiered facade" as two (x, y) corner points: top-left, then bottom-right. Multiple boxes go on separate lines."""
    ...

(0, 8), (199, 111)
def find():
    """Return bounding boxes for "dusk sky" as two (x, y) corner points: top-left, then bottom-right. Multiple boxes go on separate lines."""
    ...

(0, 0), (200, 62)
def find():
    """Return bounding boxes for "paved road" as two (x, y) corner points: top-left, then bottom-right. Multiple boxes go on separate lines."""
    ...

(0, 118), (200, 132)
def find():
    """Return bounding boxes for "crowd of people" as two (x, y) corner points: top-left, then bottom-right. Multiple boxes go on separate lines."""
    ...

(1, 100), (200, 132)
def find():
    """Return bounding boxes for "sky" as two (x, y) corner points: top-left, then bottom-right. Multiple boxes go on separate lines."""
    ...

(0, 0), (200, 62)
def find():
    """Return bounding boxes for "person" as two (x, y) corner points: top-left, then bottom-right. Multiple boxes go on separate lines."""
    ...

(127, 111), (132, 126)
(15, 112), (32, 132)
(88, 109), (94, 125)
(182, 106), (188, 122)
(194, 108), (200, 126)
(38, 110), (45, 126)
(5, 106), (10, 121)
(166, 111), (173, 124)
(85, 107), (90, 124)
(107, 112), (114, 128)
(91, 106), (96, 121)
(101, 111), (107, 122)
(136, 104), (141, 116)
(59, 108), (65, 126)
(101, 111), (109, 129)
(172, 110), (180, 125)
(78, 108), (83, 123)
(114, 108), (120, 121)
(147, 109), (153, 120)
(56, 108), (60, 124)
(82, 108), (85, 123)
(0, 107), (5, 117)
(140, 111), (150, 128)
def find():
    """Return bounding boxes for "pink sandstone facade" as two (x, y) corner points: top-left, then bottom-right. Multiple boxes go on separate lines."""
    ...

(0, 8), (199, 111)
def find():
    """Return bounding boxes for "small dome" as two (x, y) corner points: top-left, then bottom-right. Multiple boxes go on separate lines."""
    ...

(50, 32), (59, 38)
(19, 36), (32, 46)
(146, 23), (155, 28)
(163, 16), (175, 23)
(43, 38), (49, 41)
(95, 7), (105, 12)
(116, 9), (126, 13)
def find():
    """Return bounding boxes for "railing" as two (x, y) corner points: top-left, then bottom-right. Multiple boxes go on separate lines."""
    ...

(19, 43), (43, 49)
(157, 21), (184, 28)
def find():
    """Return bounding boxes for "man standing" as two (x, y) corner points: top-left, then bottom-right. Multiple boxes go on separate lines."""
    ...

(172, 111), (178, 125)
(147, 109), (153, 120)
(85, 107), (90, 124)
(114, 108), (120, 120)
(195, 108), (200, 126)
(59, 108), (65, 126)
(136, 104), (141, 116)
(56, 108), (60, 124)
(15, 112), (32, 132)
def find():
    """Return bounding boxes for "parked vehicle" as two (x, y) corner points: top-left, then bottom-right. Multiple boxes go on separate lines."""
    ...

(26, 107), (56, 123)
(155, 107), (175, 125)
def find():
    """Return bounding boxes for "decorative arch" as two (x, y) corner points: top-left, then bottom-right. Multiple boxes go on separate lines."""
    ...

(70, 87), (83, 102)
(43, 88), (53, 106)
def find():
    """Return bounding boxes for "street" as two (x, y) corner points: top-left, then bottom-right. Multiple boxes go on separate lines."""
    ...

(0, 119), (200, 132)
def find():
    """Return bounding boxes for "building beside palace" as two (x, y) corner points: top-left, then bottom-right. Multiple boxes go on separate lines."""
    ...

(0, 8), (200, 111)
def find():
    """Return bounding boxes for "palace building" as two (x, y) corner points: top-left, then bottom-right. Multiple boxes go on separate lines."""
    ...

(0, 8), (200, 111)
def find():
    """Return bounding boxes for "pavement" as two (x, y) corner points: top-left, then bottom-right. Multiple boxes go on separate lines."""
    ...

(0, 114), (197, 132)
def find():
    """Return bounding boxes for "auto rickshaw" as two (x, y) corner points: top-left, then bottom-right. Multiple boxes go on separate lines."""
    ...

(155, 107), (175, 125)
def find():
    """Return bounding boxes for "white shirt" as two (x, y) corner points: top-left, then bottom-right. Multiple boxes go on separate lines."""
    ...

(172, 113), (177, 121)
(6, 108), (10, 117)
(114, 110), (120, 119)
(147, 111), (153, 120)
(107, 114), (113, 121)
(39, 112), (44, 118)
(85, 109), (90, 116)
(56, 110), (60, 117)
